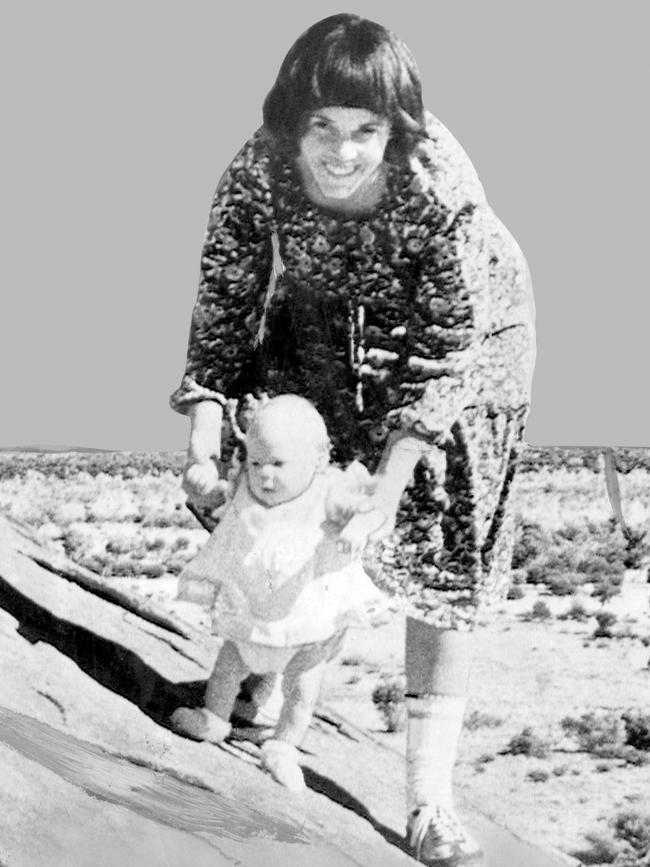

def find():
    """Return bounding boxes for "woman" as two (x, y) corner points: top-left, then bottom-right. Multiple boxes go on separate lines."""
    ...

(171, 14), (535, 867)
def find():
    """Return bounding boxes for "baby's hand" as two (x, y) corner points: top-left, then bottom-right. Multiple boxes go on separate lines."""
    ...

(337, 507), (389, 556)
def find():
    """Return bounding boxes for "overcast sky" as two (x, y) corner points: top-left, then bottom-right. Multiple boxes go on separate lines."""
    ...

(1, 1), (648, 450)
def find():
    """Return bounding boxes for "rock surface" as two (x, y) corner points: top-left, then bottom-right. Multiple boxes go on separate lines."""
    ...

(0, 514), (577, 866)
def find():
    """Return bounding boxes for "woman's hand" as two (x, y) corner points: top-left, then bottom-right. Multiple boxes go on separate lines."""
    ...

(183, 459), (222, 500)
(183, 401), (226, 505)
(337, 505), (393, 556)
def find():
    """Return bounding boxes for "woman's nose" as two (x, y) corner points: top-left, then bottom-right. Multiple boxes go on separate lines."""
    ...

(333, 135), (357, 161)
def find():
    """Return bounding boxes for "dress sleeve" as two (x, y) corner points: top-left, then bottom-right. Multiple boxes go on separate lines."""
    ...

(389, 114), (534, 441)
(170, 132), (274, 415)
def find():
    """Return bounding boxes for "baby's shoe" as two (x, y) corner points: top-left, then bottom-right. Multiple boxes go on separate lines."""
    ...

(407, 805), (484, 866)
(260, 739), (306, 793)
(169, 707), (231, 744)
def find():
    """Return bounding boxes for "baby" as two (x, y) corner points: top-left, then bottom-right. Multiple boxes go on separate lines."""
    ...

(170, 395), (390, 791)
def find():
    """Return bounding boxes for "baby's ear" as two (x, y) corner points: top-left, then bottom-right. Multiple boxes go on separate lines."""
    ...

(315, 448), (329, 472)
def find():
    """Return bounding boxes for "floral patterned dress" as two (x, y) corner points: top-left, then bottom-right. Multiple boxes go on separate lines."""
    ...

(170, 112), (536, 630)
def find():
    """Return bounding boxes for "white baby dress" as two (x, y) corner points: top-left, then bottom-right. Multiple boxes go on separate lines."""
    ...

(177, 464), (391, 649)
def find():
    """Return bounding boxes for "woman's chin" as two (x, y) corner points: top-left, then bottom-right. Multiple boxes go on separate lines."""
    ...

(317, 185), (359, 201)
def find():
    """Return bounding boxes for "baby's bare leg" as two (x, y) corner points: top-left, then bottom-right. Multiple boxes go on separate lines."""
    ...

(274, 648), (328, 746)
(205, 639), (250, 721)
(261, 635), (342, 792)
(170, 640), (249, 743)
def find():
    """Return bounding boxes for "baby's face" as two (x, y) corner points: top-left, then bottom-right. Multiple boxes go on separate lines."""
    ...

(246, 422), (320, 507)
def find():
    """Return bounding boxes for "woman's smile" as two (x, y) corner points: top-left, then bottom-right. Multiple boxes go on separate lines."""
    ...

(298, 106), (391, 201)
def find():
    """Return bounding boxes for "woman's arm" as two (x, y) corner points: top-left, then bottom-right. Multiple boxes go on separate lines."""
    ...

(388, 113), (534, 443)
(337, 432), (433, 553)
(187, 401), (223, 465)
(169, 130), (274, 418)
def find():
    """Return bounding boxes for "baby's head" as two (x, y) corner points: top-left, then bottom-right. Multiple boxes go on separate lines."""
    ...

(245, 395), (330, 506)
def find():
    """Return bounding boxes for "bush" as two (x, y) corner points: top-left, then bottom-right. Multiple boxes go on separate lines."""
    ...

(465, 710), (503, 731)
(593, 611), (618, 639)
(527, 769), (549, 783)
(372, 678), (406, 733)
(561, 711), (626, 757)
(525, 600), (552, 621)
(624, 528), (648, 569)
(526, 550), (575, 586)
(558, 599), (590, 622)
(613, 812), (650, 862)
(622, 711), (650, 752)
(545, 571), (585, 597)
(512, 522), (552, 569)
(504, 727), (552, 759)
(592, 573), (625, 605)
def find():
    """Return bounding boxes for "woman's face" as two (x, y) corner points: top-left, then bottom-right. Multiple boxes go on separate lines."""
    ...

(298, 106), (391, 200)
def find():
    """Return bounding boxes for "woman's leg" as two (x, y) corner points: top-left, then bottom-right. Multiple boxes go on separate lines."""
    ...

(170, 640), (249, 743)
(405, 616), (484, 866)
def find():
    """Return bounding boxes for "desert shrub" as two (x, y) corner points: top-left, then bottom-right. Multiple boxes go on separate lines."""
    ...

(140, 562), (165, 579)
(108, 557), (140, 577)
(340, 654), (364, 667)
(503, 727), (552, 759)
(476, 753), (495, 764)
(592, 574), (625, 606)
(525, 550), (575, 586)
(581, 832), (622, 865)
(545, 571), (585, 597)
(506, 583), (525, 600)
(524, 600), (552, 621)
(105, 535), (136, 556)
(0, 451), (185, 481)
(622, 711), (650, 752)
(624, 528), (648, 569)
(555, 523), (582, 542)
(593, 611), (618, 639)
(561, 711), (626, 757)
(372, 678), (406, 733)
(464, 710), (503, 731)
(165, 557), (188, 575)
(558, 599), (590, 622)
(527, 769), (549, 783)
(552, 764), (569, 777)
(512, 521), (552, 569)
(584, 812), (650, 866)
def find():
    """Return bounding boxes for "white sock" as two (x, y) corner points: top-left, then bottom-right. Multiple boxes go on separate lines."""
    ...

(406, 694), (467, 815)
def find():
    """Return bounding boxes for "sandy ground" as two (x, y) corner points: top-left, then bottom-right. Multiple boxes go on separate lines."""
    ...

(321, 575), (650, 860)
(114, 564), (650, 861)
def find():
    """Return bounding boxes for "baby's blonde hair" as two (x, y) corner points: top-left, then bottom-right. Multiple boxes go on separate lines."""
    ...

(246, 395), (330, 461)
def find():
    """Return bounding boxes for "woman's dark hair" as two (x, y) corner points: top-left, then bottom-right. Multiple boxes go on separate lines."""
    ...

(263, 14), (426, 163)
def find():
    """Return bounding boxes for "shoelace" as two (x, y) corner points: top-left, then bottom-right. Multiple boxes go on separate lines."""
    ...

(409, 805), (472, 861)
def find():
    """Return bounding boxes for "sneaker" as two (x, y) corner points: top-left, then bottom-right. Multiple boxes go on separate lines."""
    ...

(169, 707), (231, 744)
(260, 739), (306, 793)
(407, 805), (485, 866)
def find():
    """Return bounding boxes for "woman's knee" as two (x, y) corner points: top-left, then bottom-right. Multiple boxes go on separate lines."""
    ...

(405, 617), (473, 696)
